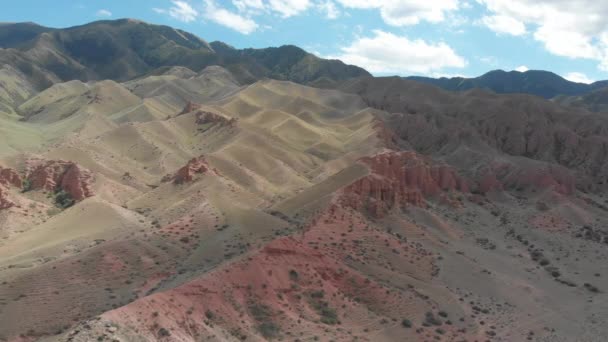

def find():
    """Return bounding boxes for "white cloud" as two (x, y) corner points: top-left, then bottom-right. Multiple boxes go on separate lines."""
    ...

(515, 65), (529, 72)
(318, 0), (340, 19)
(481, 15), (525, 35)
(335, 0), (460, 26)
(205, 0), (259, 34)
(477, 0), (608, 70)
(168, 0), (199, 22)
(96, 9), (112, 17)
(231, 0), (311, 17)
(152, 8), (167, 14)
(330, 30), (467, 75)
(267, 0), (312, 17)
(564, 72), (594, 84)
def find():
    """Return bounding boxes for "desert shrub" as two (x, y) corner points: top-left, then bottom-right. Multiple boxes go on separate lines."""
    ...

(54, 190), (75, 209)
(258, 322), (280, 339)
(22, 179), (32, 193)
(289, 269), (299, 281)
(424, 312), (442, 326)
(309, 297), (339, 325)
(401, 319), (412, 328)
(158, 327), (170, 337)
(248, 303), (281, 338)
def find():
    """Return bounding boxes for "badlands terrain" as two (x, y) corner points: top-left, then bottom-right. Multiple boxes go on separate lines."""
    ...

(0, 19), (607, 342)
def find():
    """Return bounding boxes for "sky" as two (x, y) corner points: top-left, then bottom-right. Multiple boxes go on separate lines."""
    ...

(3, 0), (608, 83)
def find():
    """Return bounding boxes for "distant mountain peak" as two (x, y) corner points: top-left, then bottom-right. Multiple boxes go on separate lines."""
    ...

(408, 69), (607, 99)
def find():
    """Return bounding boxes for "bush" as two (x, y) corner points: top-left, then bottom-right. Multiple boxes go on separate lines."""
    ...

(424, 312), (442, 326)
(401, 319), (412, 328)
(289, 269), (299, 281)
(258, 322), (279, 339)
(22, 179), (32, 193)
(54, 190), (75, 209)
(158, 327), (170, 337)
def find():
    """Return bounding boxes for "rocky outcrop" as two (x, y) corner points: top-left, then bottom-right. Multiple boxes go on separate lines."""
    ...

(372, 118), (398, 149)
(0, 167), (22, 188)
(195, 110), (237, 127)
(340, 151), (468, 217)
(163, 156), (216, 184)
(0, 167), (22, 210)
(0, 185), (14, 209)
(472, 162), (576, 195)
(26, 160), (94, 201)
(178, 102), (237, 128)
(178, 101), (201, 115)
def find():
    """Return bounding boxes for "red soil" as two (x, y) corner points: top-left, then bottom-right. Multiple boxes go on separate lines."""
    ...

(96, 204), (470, 341)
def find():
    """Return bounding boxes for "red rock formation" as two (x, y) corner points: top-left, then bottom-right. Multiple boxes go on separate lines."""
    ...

(177, 102), (237, 127)
(503, 165), (576, 195)
(341, 150), (468, 217)
(0, 185), (14, 209)
(195, 110), (237, 127)
(165, 156), (215, 184)
(178, 101), (201, 115)
(26, 160), (94, 201)
(0, 167), (22, 188)
(474, 162), (576, 195)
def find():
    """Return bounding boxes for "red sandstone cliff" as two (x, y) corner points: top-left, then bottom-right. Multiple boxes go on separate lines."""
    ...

(340, 150), (468, 217)
(0, 167), (22, 188)
(26, 160), (94, 201)
(163, 156), (215, 184)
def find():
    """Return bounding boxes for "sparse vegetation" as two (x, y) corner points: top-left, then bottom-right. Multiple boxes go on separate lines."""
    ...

(289, 269), (299, 281)
(21, 179), (32, 193)
(249, 303), (280, 339)
(54, 190), (75, 209)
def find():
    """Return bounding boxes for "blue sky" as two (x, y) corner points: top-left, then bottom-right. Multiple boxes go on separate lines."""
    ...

(3, 0), (608, 83)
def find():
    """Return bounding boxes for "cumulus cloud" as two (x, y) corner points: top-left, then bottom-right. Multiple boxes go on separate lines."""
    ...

(96, 9), (112, 17)
(514, 65), (529, 72)
(318, 0), (340, 19)
(564, 72), (594, 84)
(330, 30), (467, 75)
(335, 0), (460, 26)
(477, 0), (608, 70)
(268, 0), (311, 17)
(480, 15), (525, 35)
(204, 0), (259, 34)
(168, 0), (198, 22)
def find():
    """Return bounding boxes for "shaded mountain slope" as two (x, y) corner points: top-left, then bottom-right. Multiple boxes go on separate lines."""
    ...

(408, 69), (608, 99)
(0, 19), (369, 99)
(338, 76), (608, 191)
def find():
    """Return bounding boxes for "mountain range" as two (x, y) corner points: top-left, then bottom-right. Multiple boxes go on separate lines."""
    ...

(0, 19), (607, 342)
(408, 69), (608, 99)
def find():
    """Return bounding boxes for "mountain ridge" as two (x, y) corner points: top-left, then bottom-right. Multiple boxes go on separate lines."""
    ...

(0, 19), (370, 93)
(408, 69), (608, 99)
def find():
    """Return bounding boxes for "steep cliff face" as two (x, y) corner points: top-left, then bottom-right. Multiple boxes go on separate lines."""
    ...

(340, 151), (468, 217)
(178, 101), (202, 115)
(0, 167), (22, 209)
(26, 160), (94, 201)
(0, 185), (15, 209)
(195, 110), (237, 127)
(473, 162), (576, 195)
(163, 156), (215, 184)
(0, 167), (22, 188)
